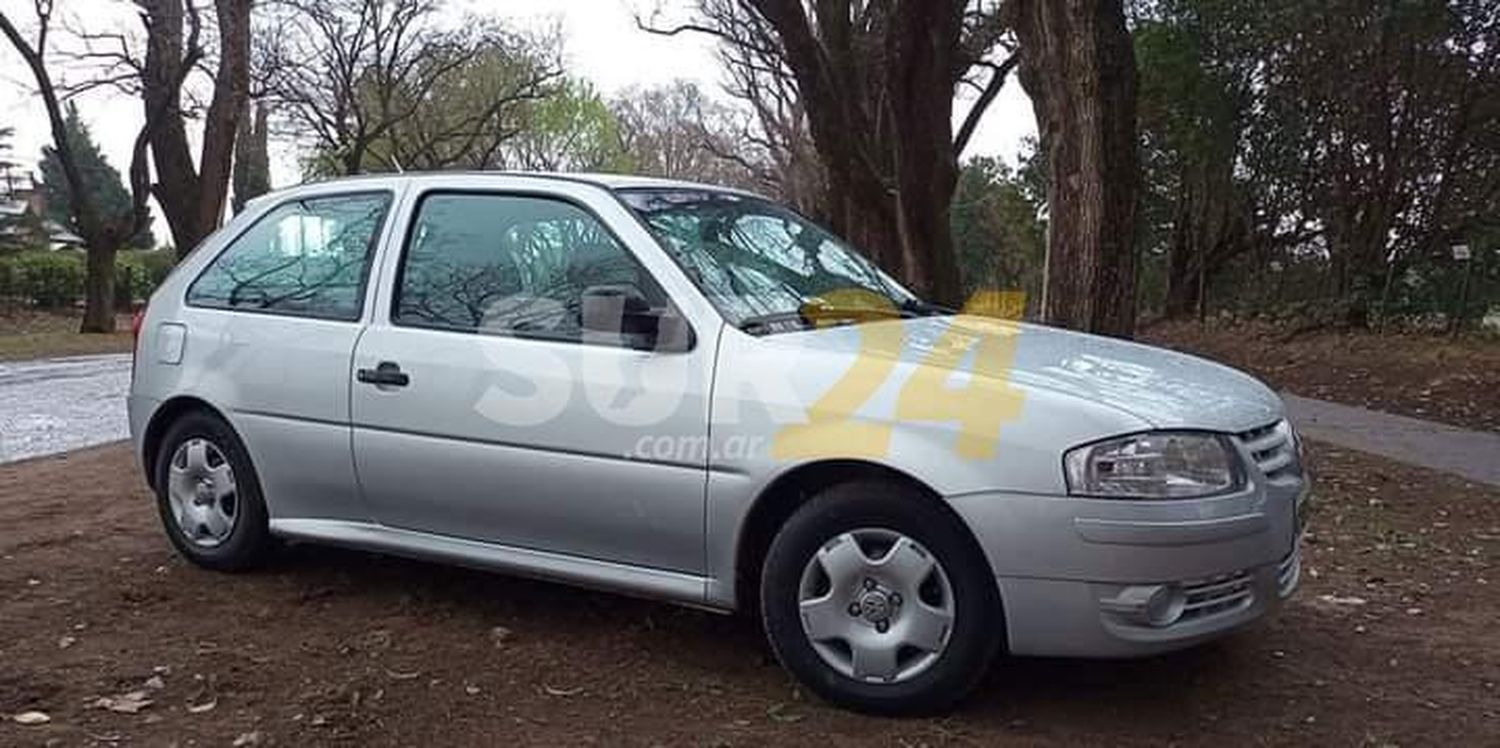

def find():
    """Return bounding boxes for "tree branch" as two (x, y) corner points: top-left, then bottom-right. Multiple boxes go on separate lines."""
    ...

(953, 52), (1017, 156)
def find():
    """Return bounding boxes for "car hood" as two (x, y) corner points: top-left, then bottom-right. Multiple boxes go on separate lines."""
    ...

(765, 315), (1284, 433)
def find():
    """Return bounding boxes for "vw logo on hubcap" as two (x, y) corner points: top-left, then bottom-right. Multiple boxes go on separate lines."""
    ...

(859, 590), (892, 622)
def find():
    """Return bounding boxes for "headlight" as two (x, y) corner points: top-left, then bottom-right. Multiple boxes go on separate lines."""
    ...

(1064, 431), (1243, 499)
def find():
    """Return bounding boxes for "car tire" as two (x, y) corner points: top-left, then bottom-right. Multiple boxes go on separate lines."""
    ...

(760, 479), (1003, 715)
(152, 410), (272, 571)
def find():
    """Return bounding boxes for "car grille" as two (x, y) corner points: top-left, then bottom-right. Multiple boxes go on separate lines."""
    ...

(1179, 570), (1254, 622)
(1238, 420), (1300, 481)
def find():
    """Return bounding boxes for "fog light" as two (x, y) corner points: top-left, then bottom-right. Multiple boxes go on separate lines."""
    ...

(1101, 584), (1188, 627)
(1145, 585), (1186, 627)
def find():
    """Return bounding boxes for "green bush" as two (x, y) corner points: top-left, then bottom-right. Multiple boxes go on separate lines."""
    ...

(116, 249), (179, 304)
(0, 249), (180, 309)
(0, 251), (85, 308)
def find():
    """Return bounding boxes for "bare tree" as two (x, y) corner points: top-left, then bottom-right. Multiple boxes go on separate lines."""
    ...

(1009, 0), (1140, 336)
(262, 0), (560, 176)
(611, 81), (772, 194)
(644, 0), (1015, 306)
(232, 99), (270, 213)
(707, 14), (825, 217)
(0, 1), (153, 333)
(137, 0), (253, 257)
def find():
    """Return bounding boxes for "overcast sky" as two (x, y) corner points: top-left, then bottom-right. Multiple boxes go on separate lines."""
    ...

(0, 0), (1035, 221)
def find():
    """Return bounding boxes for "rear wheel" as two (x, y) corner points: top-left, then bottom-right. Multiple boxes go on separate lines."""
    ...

(760, 480), (1002, 714)
(153, 411), (272, 571)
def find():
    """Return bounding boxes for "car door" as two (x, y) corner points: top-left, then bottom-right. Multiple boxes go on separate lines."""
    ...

(167, 189), (399, 524)
(349, 178), (716, 574)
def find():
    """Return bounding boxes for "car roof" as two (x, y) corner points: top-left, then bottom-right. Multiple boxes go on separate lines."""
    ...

(281, 170), (766, 200)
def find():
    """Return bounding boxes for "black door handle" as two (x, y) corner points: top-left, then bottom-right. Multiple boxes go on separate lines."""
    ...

(356, 361), (409, 387)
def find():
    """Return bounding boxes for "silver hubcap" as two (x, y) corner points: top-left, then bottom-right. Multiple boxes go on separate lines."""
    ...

(167, 438), (238, 548)
(797, 528), (956, 684)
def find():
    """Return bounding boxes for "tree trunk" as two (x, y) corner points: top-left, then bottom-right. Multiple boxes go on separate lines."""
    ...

(232, 100), (272, 213)
(746, 0), (967, 307)
(0, 10), (143, 336)
(884, 0), (964, 306)
(193, 0), (252, 238)
(1013, 0), (1140, 337)
(141, 0), (251, 258)
(140, 0), (199, 254)
(1164, 241), (1199, 319)
(80, 243), (118, 333)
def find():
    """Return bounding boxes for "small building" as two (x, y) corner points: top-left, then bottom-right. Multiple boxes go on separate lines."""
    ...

(0, 168), (86, 250)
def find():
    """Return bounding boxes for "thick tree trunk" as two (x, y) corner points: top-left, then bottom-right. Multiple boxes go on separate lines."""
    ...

(193, 0), (252, 238)
(140, 0), (199, 254)
(1013, 0), (1140, 337)
(232, 101), (271, 213)
(141, 0), (251, 258)
(1164, 240), (1200, 319)
(80, 244), (118, 333)
(885, 0), (964, 306)
(746, 0), (967, 307)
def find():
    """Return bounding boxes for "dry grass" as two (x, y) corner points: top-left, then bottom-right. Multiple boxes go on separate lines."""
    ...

(0, 309), (134, 362)
(1145, 320), (1500, 432)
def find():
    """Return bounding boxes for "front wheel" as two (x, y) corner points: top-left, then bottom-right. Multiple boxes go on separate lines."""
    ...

(760, 480), (1003, 714)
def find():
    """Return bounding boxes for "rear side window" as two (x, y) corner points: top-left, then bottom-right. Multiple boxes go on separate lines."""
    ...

(187, 193), (391, 320)
(393, 192), (664, 343)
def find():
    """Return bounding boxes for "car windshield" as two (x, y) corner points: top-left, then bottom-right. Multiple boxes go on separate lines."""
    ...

(617, 188), (934, 332)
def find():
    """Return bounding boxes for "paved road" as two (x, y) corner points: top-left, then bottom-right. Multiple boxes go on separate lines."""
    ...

(1283, 393), (1500, 487)
(2, 355), (1497, 487)
(0, 353), (131, 464)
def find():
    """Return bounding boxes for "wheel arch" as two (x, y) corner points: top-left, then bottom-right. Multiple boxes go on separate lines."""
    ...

(732, 459), (994, 614)
(140, 396), (234, 491)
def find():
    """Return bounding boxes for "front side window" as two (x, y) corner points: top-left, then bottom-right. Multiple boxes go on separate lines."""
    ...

(187, 193), (391, 320)
(393, 193), (667, 345)
(616, 189), (923, 330)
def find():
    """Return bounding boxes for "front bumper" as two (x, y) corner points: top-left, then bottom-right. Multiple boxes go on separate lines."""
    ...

(948, 476), (1306, 658)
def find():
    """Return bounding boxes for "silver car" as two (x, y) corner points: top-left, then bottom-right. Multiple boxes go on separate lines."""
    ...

(129, 172), (1304, 714)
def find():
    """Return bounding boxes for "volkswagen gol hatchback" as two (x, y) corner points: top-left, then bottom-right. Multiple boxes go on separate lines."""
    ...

(130, 173), (1305, 714)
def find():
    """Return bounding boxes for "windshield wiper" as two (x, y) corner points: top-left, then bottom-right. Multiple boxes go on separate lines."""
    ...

(738, 310), (814, 336)
(899, 298), (956, 317)
(741, 297), (949, 335)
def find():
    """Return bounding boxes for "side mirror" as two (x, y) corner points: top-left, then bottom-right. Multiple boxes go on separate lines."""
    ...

(581, 285), (694, 353)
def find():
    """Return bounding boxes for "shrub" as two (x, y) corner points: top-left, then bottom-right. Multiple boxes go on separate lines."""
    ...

(0, 249), (180, 309)
(0, 251), (85, 308)
(116, 249), (179, 305)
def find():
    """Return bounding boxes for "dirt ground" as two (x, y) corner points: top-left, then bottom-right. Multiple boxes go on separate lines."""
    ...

(1, 442), (1496, 747)
(0, 311), (134, 362)
(1145, 321), (1500, 432)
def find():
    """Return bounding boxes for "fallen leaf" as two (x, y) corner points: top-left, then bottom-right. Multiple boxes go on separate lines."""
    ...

(542, 684), (583, 697)
(58, 635), (77, 649)
(11, 711), (51, 725)
(186, 698), (217, 714)
(93, 690), (153, 714)
(232, 730), (262, 746)
(767, 702), (804, 723)
(1316, 594), (1368, 606)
